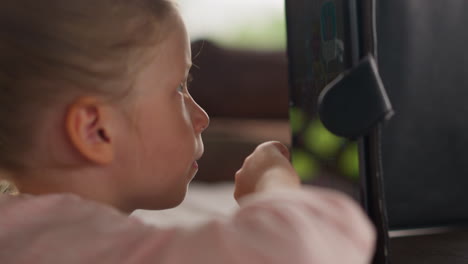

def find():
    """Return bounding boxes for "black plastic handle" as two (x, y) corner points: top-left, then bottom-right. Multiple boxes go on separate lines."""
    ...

(318, 55), (393, 139)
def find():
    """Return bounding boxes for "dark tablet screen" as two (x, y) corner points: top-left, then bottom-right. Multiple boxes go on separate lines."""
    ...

(286, 0), (361, 199)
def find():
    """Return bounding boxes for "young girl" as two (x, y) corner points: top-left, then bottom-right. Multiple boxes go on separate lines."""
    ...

(0, 0), (375, 263)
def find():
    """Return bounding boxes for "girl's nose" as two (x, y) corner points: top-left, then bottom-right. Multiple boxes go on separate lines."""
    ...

(190, 96), (210, 133)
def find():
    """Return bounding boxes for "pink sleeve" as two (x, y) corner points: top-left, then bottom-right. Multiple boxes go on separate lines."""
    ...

(0, 188), (375, 264)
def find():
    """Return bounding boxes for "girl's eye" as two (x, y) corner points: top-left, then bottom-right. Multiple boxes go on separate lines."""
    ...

(177, 83), (185, 93)
(177, 74), (193, 93)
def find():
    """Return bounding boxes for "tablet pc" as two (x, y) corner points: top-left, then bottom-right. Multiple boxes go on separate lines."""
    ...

(286, 0), (361, 200)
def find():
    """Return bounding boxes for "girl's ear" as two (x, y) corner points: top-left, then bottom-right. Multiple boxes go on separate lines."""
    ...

(65, 96), (114, 165)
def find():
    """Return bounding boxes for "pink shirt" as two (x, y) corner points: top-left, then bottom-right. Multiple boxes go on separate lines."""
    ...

(0, 187), (375, 264)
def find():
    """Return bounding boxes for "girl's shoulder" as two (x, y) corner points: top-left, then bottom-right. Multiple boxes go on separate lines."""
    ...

(0, 192), (138, 227)
(0, 193), (114, 217)
(0, 193), (157, 264)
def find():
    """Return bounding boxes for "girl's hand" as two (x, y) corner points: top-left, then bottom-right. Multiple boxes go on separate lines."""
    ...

(234, 141), (301, 201)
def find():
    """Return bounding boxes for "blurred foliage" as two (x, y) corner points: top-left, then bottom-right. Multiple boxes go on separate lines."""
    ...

(305, 120), (345, 159)
(338, 142), (360, 180)
(290, 107), (359, 181)
(291, 149), (319, 180)
(211, 15), (286, 51)
(289, 107), (306, 134)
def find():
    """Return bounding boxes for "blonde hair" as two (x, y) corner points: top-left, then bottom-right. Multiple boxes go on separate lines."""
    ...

(0, 0), (176, 172)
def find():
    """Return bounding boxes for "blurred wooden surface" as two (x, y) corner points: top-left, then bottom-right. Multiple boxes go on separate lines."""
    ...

(389, 229), (468, 263)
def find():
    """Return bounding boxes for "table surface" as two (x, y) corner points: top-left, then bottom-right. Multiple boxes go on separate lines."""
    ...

(389, 229), (468, 263)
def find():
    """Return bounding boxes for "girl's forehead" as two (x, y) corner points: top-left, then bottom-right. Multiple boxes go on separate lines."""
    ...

(131, 19), (190, 93)
(168, 13), (192, 69)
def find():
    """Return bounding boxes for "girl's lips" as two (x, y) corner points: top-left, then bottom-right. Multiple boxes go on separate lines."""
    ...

(192, 161), (199, 169)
